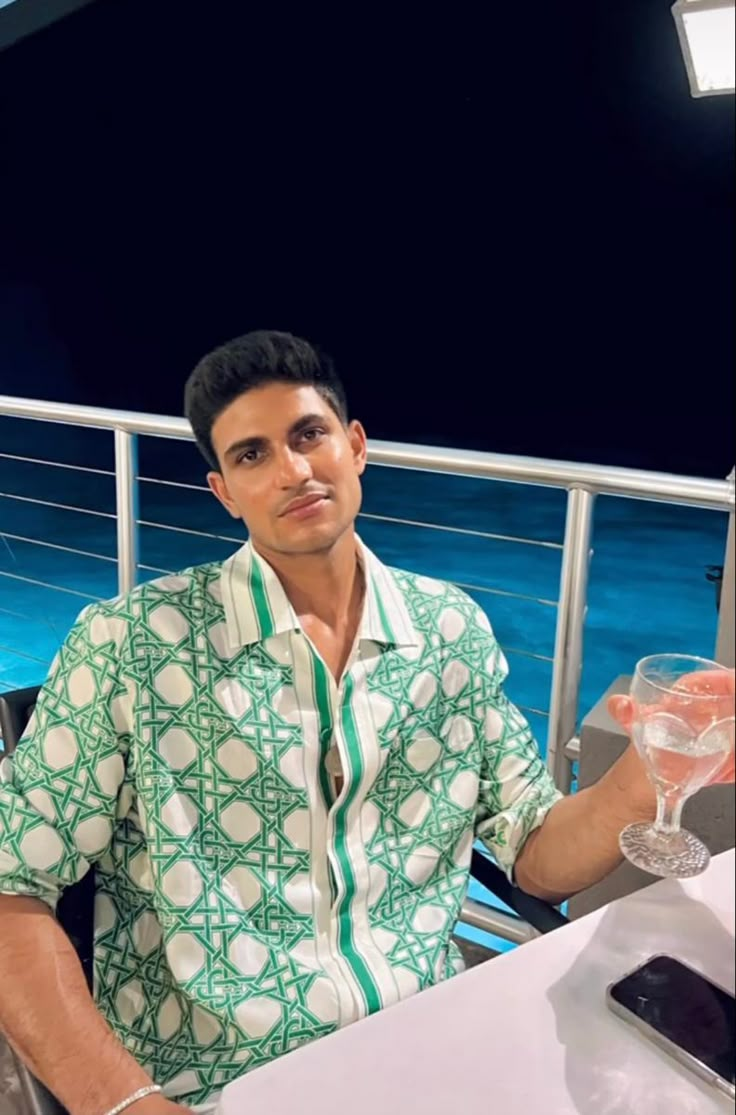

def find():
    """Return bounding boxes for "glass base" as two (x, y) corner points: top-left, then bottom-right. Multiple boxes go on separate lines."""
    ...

(619, 822), (711, 879)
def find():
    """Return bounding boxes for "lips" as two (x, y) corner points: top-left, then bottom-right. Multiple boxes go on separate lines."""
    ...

(281, 493), (329, 517)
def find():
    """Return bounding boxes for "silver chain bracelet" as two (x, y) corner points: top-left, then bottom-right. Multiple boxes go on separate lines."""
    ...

(102, 1084), (162, 1115)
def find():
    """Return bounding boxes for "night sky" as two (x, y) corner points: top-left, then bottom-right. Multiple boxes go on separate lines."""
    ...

(1, 0), (733, 476)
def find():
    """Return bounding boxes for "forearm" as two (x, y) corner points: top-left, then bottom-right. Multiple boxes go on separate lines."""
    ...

(0, 895), (156, 1115)
(514, 744), (656, 904)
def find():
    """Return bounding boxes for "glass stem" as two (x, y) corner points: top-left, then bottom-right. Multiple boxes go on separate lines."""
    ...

(653, 791), (685, 836)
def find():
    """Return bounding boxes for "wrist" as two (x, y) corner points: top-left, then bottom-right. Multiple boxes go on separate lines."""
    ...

(599, 743), (657, 823)
(125, 1097), (170, 1114)
(74, 1079), (159, 1115)
(625, 744), (658, 818)
(110, 1092), (175, 1115)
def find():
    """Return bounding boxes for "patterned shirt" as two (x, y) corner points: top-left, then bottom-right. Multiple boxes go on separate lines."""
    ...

(0, 540), (561, 1108)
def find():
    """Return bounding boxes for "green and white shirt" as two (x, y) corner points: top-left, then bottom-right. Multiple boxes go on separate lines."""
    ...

(0, 540), (561, 1108)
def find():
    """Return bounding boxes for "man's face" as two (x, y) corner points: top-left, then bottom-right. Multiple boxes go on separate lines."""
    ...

(207, 383), (367, 557)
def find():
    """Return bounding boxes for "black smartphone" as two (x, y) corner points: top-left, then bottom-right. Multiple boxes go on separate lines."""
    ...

(607, 954), (735, 1101)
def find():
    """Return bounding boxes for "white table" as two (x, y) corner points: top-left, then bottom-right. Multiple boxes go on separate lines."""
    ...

(218, 850), (735, 1115)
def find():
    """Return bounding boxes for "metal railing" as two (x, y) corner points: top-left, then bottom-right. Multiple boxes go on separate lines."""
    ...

(1, 395), (734, 947)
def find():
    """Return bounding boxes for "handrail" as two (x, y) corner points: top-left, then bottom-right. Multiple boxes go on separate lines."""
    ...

(1, 394), (733, 510)
(460, 898), (537, 945)
(0, 392), (733, 945)
(1, 392), (733, 794)
(0, 451), (115, 477)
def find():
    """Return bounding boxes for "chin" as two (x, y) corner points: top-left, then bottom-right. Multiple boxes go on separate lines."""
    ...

(275, 520), (350, 556)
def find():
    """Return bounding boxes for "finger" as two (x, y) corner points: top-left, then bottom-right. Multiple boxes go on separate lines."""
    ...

(658, 671), (735, 735)
(608, 694), (634, 732)
(714, 752), (735, 785)
(673, 669), (735, 698)
(710, 719), (736, 785)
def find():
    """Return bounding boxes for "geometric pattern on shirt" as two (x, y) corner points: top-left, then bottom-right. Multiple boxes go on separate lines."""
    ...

(0, 542), (561, 1107)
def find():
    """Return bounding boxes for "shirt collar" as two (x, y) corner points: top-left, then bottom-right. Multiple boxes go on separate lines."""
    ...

(357, 538), (418, 648)
(220, 537), (419, 651)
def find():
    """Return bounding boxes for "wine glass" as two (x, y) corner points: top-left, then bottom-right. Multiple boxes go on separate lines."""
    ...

(619, 654), (735, 878)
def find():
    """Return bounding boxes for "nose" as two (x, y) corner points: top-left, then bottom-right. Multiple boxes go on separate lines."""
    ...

(275, 446), (313, 488)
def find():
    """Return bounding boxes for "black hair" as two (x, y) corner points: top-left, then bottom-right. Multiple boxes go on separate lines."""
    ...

(184, 330), (349, 469)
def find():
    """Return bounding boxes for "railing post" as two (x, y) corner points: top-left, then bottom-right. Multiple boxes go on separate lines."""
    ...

(114, 429), (139, 594)
(716, 469), (735, 667)
(547, 487), (596, 793)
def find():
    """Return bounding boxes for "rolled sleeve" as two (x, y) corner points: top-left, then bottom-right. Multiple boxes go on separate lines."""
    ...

(0, 603), (129, 909)
(473, 649), (562, 879)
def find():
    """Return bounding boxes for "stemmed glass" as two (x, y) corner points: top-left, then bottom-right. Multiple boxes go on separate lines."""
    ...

(619, 654), (735, 878)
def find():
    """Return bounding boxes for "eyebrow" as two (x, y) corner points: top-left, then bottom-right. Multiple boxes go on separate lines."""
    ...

(223, 413), (330, 462)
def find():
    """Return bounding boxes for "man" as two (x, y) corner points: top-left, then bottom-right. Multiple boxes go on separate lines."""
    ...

(0, 331), (733, 1115)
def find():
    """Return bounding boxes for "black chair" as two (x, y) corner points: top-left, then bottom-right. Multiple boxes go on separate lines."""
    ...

(706, 564), (724, 612)
(0, 684), (567, 1113)
(469, 848), (569, 934)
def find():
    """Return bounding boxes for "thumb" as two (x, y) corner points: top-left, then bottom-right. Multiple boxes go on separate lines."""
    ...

(608, 694), (635, 734)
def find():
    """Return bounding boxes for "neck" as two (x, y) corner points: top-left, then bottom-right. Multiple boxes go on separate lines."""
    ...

(254, 529), (361, 630)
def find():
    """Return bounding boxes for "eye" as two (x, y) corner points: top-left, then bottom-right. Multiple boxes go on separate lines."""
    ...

(236, 448), (262, 465)
(300, 426), (325, 444)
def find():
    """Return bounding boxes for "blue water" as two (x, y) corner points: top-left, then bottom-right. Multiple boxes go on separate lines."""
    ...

(0, 417), (728, 952)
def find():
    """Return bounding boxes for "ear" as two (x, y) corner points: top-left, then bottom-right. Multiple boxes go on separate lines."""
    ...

(348, 420), (368, 476)
(207, 470), (241, 519)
